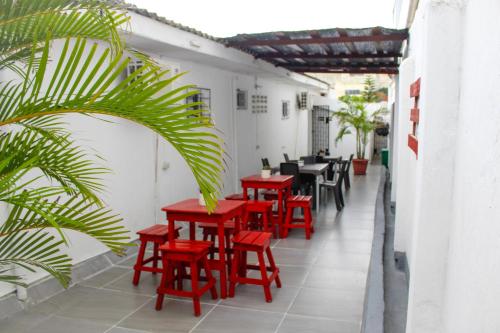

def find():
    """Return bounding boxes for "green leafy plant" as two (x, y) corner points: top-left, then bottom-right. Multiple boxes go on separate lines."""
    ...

(0, 1), (223, 288)
(361, 76), (379, 103)
(333, 95), (386, 159)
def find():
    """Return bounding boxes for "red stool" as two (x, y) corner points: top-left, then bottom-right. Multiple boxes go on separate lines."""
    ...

(229, 231), (281, 302)
(133, 225), (181, 285)
(262, 190), (278, 201)
(284, 195), (314, 239)
(225, 193), (245, 200)
(198, 221), (235, 263)
(244, 201), (276, 237)
(155, 240), (218, 316)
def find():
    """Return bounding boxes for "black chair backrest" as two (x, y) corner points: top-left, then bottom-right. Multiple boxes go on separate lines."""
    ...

(337, 160), (349, 185)
(284, 153), (290, 162)
(344, 154), (353, 172)
(315, 155), (325, 163)
(261, 158), (270, 168)
(326, 161), (336, 181)
(300, 156), (315, 165)
(280, 162), (300, 191)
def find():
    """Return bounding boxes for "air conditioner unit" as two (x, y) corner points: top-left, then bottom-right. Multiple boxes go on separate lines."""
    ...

(297, 91), (312, 110)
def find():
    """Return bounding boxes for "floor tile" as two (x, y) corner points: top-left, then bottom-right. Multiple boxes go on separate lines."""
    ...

(119, 299), (212, 333)
(221, 284), (299, 312)
(31, 285), (150, 325)
(32, 315), (111, 333)
(104, 271), (161, 297)
(288, 287), (364, 322)
(277, 314), (360, 333)
(314, 252), (371, 272)
(323, 239), (373, 254)
(80, 267), (129, 288)
(0, 311), (50, 333)
(304, 267), (367, 292)
(107, 328), (150, 333)
(274, 234), (328, 251)
(269, 248), (319, 266)
(192, 306), (283, 333)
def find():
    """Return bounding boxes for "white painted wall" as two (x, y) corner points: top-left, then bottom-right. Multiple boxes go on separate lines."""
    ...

(393, 57), (416, 257)
(441, 1), (500, 332)
(392, 0), (500, 332)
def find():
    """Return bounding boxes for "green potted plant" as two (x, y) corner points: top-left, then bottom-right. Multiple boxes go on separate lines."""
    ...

(332, 95), (386, 175)
(261, 164), (272, 178)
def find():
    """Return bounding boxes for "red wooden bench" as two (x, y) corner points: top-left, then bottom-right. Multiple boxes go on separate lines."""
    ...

(198, 221), (236, 264)
(284, 195), (314, 239)
(155, 240), (217, 316)
(229, 231), (281, 302)
(244, 200), (276, 237)
(133, 225), (181, 285)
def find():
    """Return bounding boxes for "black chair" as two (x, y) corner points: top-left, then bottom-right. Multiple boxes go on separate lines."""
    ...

(319, 160), (348, 211)
(280, 163), (311, 195)
(326, 156), (342, 181)
(314, 155), (325, 163)
(343, 154), (354, 190)
(284, 153), (290, 162)
(300, 156), (315, 165)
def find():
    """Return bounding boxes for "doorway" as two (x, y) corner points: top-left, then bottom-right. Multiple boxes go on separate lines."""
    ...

(311, 105), (330, 155)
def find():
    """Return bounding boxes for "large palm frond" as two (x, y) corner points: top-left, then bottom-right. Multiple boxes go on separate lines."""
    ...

(0, 0), (128, 75)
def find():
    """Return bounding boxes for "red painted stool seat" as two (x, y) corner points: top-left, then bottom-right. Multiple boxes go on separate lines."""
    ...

(156, 240), (218, 316)
(133, 225), (181, 285)
(198, 221), (236, 263)
(225, 193), (245, 200)
(284, 195), (314, 239)
(229, 231), (281, 302)
(244, 201), (276, 237)
(262, 189), (278, 201)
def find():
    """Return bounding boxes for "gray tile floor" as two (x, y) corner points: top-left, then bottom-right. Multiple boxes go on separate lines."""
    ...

(0, 167), (381, 333)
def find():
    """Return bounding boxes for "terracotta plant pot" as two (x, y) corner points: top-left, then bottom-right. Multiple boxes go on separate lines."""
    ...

(352, 159), (369, 175)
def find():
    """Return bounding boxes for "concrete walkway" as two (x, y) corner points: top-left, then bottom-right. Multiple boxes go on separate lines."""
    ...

(0, 166), (382, 333)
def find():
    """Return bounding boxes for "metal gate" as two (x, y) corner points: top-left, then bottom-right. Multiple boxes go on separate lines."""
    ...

(312, 105), (330, 155)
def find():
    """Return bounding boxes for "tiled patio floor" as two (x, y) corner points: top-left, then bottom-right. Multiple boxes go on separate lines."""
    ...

(0, 167), (381, 333)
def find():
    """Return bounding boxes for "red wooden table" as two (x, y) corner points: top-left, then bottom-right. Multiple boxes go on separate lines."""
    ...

(240, 175), (293, 238)
(161, 199), (246, 299)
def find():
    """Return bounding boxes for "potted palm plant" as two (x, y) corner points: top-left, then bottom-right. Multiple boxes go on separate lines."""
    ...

(333, 95), (386, 175)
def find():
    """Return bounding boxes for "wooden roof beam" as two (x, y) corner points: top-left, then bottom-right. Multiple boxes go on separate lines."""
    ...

(258, 52), (402, 60)
(227, 32), (408, 47)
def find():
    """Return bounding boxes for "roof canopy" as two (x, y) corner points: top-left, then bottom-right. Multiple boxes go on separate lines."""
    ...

(225, 27), (408, 74)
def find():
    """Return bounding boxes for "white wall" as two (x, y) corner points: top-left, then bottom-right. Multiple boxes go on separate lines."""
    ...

(393, 58), (417, 258)
(442, 1), (500, 332)
(391, 0), (500, 332)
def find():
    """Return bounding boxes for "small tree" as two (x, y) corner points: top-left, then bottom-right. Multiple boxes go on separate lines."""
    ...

(362, 76), (378, 103)
(333, 95), (386, 159)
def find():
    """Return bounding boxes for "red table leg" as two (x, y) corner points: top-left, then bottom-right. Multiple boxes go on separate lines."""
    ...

(167, 218), (175, 242)
(189, 222), (196, 240)
(243, 186), (249, 200)
(253, 188), (259, 200)
(277, 189), (284, 238)
(217, 219), (227, 298)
